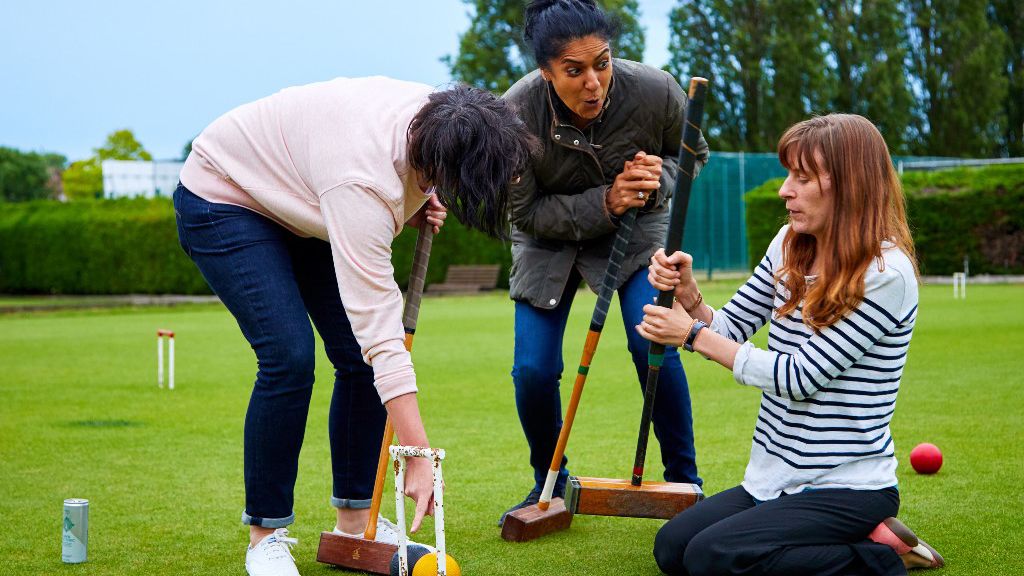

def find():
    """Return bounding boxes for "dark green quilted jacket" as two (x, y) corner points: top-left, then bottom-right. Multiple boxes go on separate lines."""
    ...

(503, 59), (710, 309)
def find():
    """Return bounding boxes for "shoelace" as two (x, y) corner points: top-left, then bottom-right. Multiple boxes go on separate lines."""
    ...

(263, 529), (298, 562)
(377, 518), (399, 534)
(375, 518), (404, 543)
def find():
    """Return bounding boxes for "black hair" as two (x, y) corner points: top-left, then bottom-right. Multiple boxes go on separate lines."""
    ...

(523, 0), (619, 68)
(407, 84), (536, 239)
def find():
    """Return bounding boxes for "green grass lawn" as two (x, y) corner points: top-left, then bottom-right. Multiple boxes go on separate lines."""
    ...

(2, 283), (1022, 575)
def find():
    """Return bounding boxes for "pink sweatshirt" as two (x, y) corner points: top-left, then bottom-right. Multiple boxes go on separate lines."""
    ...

(180, 76), (434, 403)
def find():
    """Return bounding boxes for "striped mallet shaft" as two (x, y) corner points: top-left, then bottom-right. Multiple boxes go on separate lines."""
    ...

(632, 77), (709, 487)
(365, 224), (435, 540)
(537, 207), (638, 510)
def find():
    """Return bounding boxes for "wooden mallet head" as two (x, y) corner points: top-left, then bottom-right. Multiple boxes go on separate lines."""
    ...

(565, 476), (703, 519)
(316, 531), (398, 575)
(499, 497), (574, 543)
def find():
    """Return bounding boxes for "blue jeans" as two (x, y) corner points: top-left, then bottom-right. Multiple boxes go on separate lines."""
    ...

(512, 268), (701, 495)
(173, 184), (385, 528)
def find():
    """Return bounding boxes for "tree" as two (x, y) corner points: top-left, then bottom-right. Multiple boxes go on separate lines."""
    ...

(852, 0), (915, 153)
(991, 0), (1023, 156)
(62, 129), (152, 200)
(446, 0), (646, 93)
(610, 0), (644, 61)
(669, 0), (1016, 155)
(821, 0), (914, 153)
(39, 153), (66, 200)
(669, 0), (804, 151)
(907, 0), (1009, 157)
(667, 0), (770, 151)
(0, 147), (62, 202)
(95, 129), (153, 162)
(766, 0), (832, 143)
(62, 158), (103, 201)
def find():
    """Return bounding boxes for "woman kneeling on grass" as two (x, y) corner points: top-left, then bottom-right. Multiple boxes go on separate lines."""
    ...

(637, 113), (944, 575)
(175, 78), (533, 576)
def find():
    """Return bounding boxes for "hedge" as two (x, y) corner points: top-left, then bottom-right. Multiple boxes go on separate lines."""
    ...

(0, 198), (511, 295)
(744, 164), (1024, 275)
(6, 163), (1020, 294)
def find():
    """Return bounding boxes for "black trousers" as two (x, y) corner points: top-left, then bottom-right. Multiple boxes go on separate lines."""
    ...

(653, 485), (907, 576)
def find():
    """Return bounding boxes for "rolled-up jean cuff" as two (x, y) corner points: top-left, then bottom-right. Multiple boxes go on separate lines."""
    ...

(241, 510), (294, 528)
(331, 497), (372, 510)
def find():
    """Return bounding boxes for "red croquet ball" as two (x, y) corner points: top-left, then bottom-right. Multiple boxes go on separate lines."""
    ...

(909, 443), (943, 474)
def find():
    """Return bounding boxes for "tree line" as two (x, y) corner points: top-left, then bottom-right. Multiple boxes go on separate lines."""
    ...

(3, 2), (1019, 203)
(447, 0), (1022, 157)
(0, 130), (154, 202)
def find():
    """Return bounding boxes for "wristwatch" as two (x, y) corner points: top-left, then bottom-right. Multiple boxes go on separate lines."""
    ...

(684, 320), (707, 352)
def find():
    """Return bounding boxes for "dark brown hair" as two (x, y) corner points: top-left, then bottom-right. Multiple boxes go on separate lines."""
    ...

(408, 84), (535, 239)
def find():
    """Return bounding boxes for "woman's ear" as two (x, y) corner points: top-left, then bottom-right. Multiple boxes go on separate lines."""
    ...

(540, 69), (550, 82)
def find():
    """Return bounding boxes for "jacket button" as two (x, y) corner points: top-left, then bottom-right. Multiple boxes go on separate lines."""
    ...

(573, 139), (580, 145)
(554, 134), (561, 140)
(549, 298), (557, 306)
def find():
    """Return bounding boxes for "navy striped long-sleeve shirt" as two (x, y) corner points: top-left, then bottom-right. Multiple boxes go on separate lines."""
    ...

(710, 225), (918, 501)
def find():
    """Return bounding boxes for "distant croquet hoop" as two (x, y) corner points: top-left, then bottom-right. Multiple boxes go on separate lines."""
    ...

(157, 329), (175, 389)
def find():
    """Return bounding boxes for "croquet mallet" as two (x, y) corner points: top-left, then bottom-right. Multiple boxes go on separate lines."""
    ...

(499, 207), (639, 542)
(317, 223), (434, 573)
(564, 77), (709, 520)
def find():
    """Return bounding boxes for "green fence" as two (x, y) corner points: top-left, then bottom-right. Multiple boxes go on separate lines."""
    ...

(685, 153), (782, 273)
(684, 153), (951, 273)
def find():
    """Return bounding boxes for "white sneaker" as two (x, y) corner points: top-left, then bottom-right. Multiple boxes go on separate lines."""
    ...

(333, 517), (434, 550)
(245, 528), (300, 576)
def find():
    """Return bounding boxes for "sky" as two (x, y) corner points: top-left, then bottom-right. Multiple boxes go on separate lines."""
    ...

(1, 0), (678, 162)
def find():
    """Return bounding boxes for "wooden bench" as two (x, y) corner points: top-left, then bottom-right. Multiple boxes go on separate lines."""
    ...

(426, 264), (501, 294)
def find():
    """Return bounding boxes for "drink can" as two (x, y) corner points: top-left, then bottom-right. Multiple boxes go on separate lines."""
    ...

(62, 498), (88, 563)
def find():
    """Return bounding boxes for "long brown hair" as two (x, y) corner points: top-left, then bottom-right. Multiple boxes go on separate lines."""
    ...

(775, 114), (917, 330)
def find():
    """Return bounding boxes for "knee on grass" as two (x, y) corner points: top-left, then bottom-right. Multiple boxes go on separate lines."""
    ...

(653, 522), (694, 576)
(680, 530), (734, 576)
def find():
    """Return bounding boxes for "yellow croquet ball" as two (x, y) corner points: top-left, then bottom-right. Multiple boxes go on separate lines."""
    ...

(412, 551), (461, 576)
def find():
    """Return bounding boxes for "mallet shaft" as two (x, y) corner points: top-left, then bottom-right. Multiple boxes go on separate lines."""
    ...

(538, 208), (638, 509)
(632, 77), (708, 486)
(365, 224), (434, 539)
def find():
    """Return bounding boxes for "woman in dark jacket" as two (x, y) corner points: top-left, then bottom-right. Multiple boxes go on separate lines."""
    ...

(498, 0), (710, 524)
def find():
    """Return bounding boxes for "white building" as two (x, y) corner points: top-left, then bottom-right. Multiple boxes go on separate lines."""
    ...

(101, 160), (184, 199)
